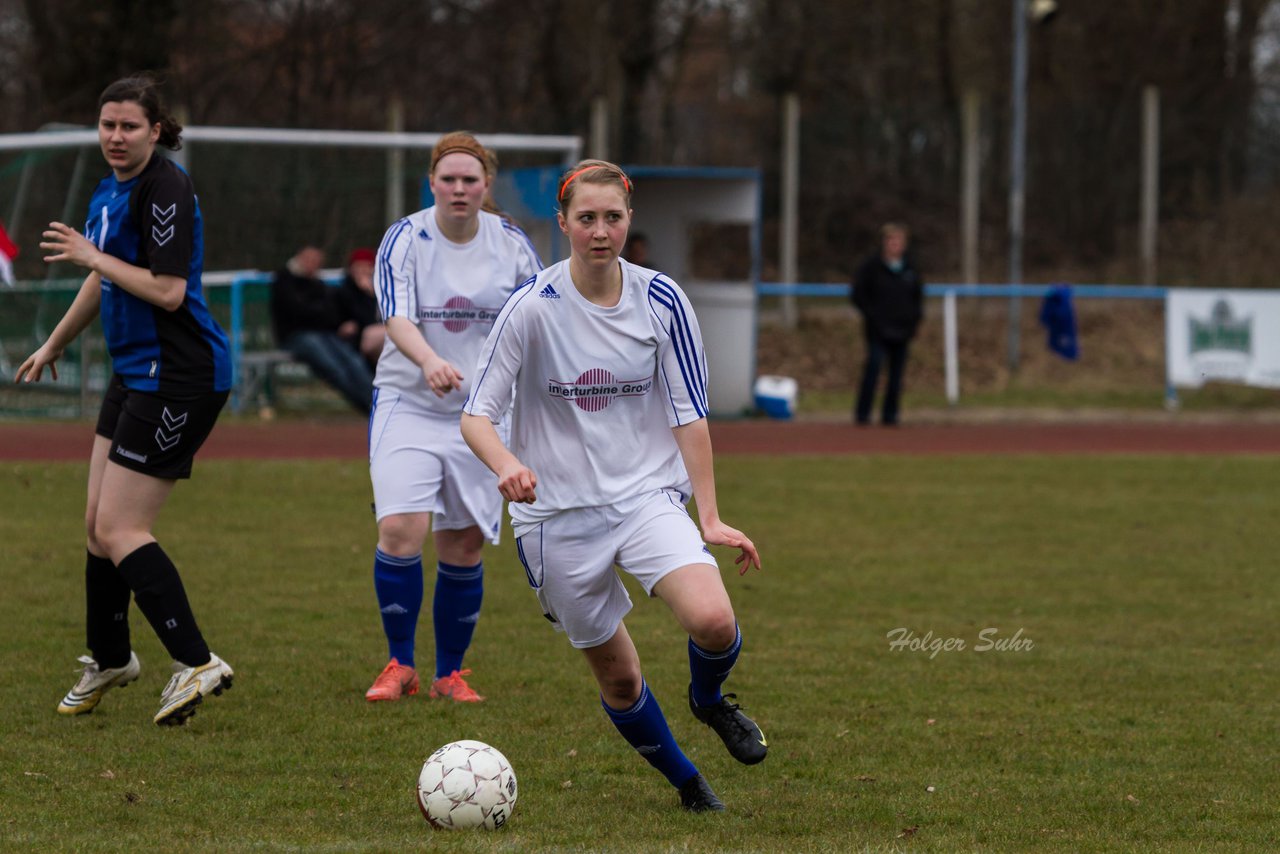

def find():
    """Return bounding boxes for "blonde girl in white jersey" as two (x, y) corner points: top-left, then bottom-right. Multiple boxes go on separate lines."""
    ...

(364, 132), (541, 704)
(462, 160), (766, 812)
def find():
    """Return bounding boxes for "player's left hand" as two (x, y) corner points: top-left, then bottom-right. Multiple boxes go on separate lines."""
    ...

(702, 520), (761, 575)
(41, 222), (102, 270)
(496, 460), (538, 504)
(421, 355), (464, 398)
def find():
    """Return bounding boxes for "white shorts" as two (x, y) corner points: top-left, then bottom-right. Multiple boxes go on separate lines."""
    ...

(512, 490), (718, 649)
(369, 390), (505, 543)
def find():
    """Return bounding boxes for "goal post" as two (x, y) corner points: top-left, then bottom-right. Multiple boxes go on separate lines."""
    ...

(2, 124), (581, 234)
(0, 126), (584, 154)
(0, 125), (582, 418)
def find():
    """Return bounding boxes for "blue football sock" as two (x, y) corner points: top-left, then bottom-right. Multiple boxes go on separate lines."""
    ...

(689, 623), (742, 708)
(373, 549), (423, 668)
(602, 681), (699, 788)
(434, 561), (483, 679)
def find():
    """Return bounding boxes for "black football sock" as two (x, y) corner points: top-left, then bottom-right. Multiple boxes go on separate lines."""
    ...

(115, 542), (212, 667)
(85, 551), (133, 669)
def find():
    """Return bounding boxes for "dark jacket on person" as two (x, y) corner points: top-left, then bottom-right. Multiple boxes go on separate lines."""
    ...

(270, 266), (343, 343)
(851, 254), (925, 342)
(336, 274), (382, 337)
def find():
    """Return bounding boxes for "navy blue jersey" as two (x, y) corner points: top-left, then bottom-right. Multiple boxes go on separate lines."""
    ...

(85, 155), (231, 392)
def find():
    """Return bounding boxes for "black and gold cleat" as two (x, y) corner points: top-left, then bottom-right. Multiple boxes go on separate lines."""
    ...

(689, 684), (768, 765)
(678, 774), (725, 812)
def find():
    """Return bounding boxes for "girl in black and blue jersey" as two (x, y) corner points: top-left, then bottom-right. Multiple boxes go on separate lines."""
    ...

(15, 76), (234, 727)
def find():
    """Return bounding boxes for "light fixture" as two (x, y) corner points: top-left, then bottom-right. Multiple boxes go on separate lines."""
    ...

(1029, 0), (1058, 24)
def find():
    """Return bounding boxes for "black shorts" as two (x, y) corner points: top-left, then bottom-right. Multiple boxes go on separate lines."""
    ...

(95, 375), (228, 480)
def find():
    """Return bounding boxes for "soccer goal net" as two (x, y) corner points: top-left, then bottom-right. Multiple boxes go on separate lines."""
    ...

(0, 126), (581, 417)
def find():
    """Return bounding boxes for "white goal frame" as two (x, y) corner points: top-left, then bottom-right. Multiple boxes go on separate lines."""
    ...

(2, 125), (582, 238)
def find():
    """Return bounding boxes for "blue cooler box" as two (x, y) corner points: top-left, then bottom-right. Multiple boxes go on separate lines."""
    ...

(753, 375), (798, 419)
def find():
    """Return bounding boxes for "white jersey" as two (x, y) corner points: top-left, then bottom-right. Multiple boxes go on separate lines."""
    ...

(373, 207), (542, 414)
(465, 258), (709, 526)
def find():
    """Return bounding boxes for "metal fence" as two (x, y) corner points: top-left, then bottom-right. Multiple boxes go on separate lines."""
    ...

(4, 277), (1257, 419)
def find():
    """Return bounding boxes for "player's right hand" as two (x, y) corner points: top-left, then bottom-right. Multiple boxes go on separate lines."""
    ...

(14, 345), (61, 384)
(40, 222), (102, 270)
(497, 462), (537, 504)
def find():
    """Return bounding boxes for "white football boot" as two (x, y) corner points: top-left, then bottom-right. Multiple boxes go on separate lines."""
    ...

(57, 652), (142, 715)
(154, 653), (234, 726)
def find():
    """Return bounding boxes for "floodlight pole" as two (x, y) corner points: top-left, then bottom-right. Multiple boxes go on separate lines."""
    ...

(1007, 0), (1028, 372)
(386, 98), (405, 224)
(961, 88), (981, 286)
(1140, 86), (1160, 285)
(171, 106), (190, 171)
(590, 95), (609, 160)
(780, 92), (800, 329)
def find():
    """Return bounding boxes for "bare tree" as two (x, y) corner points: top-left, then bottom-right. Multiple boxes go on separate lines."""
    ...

(20, 0), (176, 121)
(5, 0), (1280, 284)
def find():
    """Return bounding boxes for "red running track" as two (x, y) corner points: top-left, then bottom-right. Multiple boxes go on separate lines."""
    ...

(2, 416), (1278, 461)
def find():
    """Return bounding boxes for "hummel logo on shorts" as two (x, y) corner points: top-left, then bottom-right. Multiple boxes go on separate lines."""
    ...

(539, 283), (560, 299)
(115, 445), (148, 463)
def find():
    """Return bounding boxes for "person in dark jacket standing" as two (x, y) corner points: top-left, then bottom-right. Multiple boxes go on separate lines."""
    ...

(851, 222), (924, 426)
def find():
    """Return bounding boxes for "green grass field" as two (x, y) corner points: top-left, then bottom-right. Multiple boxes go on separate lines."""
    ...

(2, 455), (1277, 852)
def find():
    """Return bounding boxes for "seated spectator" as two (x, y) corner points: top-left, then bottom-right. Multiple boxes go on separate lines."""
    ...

(270, 245), (374, 414)
(622, 231), (651, 266)
(337, 247), (386, 368)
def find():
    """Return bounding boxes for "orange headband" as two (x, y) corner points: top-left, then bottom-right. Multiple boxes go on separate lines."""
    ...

(432, 145), (487, 173)
(557, 165), (633, 204)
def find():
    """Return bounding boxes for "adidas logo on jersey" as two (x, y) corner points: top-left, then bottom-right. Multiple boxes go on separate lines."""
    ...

(418, 228), (431, 240)
(539, 283), (560, 299)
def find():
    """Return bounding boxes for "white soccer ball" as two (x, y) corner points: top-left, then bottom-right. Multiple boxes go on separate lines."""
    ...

(416, 739), (517, 830)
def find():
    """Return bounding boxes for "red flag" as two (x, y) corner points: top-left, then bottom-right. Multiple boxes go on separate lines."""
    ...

(0, 220), (18, 287)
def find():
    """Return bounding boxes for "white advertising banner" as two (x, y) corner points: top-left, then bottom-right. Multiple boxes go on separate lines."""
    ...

(1166, 289), (1280, 389)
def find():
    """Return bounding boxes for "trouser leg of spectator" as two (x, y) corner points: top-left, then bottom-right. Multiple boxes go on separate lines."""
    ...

(881, 339), (909, 425)
(855, 330), (885, 425)
(286, 332), (374, 414)
(331, 342), (375, 413)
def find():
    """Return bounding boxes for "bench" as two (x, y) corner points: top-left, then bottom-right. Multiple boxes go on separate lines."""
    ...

(236, 349), (298, 414)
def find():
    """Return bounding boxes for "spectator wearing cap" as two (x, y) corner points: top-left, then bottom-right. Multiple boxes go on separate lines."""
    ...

(338, 247), (386, 368)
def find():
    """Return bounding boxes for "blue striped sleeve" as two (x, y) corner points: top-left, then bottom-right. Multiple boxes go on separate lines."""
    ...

(647, 276), (709, 420)
(502, 220), (544, 272)
(375, 218), (412, 318)
(465, 277), (539, 417)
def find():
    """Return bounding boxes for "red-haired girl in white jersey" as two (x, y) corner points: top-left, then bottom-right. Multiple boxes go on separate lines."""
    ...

(365, 132), (541, 704)
(463, 160), (766, 812)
